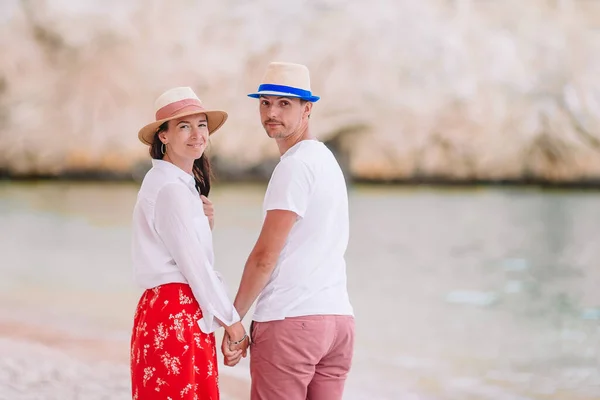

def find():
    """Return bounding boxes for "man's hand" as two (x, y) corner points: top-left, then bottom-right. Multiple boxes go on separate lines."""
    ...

(201, 195), (214, 230)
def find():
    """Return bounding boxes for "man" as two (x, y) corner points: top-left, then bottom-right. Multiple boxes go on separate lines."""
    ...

(223, 62), (355, 400)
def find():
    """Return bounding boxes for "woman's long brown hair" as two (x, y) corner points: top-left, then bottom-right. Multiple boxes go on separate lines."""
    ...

(149, 121), (212, 196)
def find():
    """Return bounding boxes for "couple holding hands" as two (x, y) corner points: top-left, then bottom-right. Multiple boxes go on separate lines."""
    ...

(130, 62), (354, 400)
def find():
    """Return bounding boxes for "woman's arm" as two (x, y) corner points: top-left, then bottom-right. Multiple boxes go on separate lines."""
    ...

(154, 183), (243, 339)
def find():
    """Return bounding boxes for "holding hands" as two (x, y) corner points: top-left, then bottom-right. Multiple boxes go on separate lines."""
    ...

(222, 322), (249, 367)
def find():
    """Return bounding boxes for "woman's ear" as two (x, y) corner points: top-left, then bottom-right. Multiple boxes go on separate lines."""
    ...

(158, 130), (168, 144)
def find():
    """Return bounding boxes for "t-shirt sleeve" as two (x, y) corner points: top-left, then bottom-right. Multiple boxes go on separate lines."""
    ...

(263, 157), (314, 218)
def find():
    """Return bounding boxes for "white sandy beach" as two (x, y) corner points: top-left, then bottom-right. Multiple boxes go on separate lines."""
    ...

(0, 319), (249, 400)
(0, 337), (130, 400)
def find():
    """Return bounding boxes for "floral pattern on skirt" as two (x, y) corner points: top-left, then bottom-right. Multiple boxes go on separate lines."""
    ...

(130, 283), (219, 400)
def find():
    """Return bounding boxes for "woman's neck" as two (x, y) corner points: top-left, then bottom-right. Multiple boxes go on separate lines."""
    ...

(163, 153), (194, 175)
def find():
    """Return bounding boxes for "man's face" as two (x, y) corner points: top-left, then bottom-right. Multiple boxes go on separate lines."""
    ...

(259, 96), (311, 139)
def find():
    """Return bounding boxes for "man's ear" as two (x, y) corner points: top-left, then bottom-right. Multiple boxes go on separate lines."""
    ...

(304, 102), (313, 119)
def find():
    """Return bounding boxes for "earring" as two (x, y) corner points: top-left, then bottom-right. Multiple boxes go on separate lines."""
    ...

(161, 143), (166, 155)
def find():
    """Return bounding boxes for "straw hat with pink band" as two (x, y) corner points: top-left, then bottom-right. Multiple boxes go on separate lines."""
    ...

(138, 87), (228, 146)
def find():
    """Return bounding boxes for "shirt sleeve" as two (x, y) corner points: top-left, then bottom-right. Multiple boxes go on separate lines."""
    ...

(154, 183), (240, 333)
(264, 157), (314, 218)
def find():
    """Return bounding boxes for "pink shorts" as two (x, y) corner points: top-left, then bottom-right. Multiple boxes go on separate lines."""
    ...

(249, 315), (355, 400)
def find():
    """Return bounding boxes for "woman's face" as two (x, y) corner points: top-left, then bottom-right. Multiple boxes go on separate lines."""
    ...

(159, 113), (209, 161)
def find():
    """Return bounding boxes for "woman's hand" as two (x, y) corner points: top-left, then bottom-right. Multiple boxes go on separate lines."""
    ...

(200, 195), (214, 230)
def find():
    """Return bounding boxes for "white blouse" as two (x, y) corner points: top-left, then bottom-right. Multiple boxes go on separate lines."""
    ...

(131, 159), (240, 333)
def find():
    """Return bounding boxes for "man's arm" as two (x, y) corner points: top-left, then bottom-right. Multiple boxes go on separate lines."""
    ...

(233, 209), (298, 319)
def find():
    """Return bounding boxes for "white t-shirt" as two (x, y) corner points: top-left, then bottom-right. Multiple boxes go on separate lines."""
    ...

(253, 140), (354, 322)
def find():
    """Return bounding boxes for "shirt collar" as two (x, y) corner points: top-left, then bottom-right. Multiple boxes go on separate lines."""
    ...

(151, 159), (196, 189)
(281, 139), (319, 160)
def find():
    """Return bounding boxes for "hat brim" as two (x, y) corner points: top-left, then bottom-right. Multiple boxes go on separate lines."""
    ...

(138, 109), (228, 146)
(247, 91), (320, 102)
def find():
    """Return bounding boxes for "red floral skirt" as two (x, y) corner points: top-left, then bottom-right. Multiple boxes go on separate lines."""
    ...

(130, 283), (220, 399)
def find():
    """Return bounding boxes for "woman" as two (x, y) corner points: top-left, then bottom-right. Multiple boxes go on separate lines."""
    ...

(131, 87), (248, 399)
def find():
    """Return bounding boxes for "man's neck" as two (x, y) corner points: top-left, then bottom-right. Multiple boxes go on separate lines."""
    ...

(276, 125), (314, 156)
